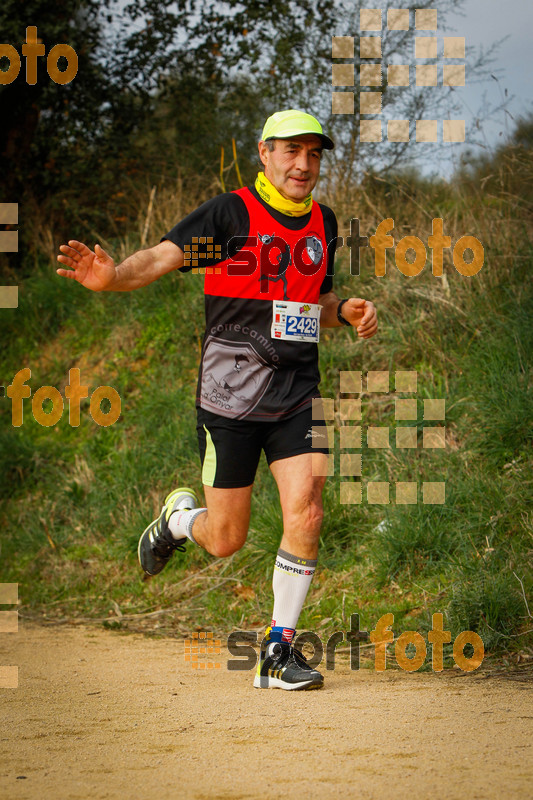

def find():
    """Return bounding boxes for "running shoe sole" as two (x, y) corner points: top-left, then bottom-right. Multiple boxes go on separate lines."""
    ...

(253, 673), (323, 690)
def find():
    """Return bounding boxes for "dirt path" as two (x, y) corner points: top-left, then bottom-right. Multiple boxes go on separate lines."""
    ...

(0, 623), (532, 799)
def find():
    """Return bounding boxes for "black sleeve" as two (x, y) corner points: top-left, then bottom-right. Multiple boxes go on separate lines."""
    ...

(161, 193), (250, 272)
(318, 204), (338, 295)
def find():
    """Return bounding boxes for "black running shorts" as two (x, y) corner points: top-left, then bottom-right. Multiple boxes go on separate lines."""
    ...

(196, 405), (330, 488)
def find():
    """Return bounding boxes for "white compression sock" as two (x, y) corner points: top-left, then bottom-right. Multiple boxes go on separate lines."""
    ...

(271, 548), (317, 636)
(168, 508), (206, 544)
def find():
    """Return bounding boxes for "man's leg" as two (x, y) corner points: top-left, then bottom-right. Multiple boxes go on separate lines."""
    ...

(268, 452), (327, 639)
(253, 451), (327, 690)
(139, 483), (254, 575)
(170, 484), (253, 558)
(139, 409), (261, 576)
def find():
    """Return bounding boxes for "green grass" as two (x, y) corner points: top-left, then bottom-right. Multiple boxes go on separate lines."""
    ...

(1, 171), (532, 671)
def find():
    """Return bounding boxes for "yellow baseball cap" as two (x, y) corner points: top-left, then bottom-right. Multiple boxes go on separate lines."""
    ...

(261, 109), (334, 150)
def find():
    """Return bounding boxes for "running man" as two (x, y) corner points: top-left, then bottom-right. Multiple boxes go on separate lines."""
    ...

(57, 110), (378, 690)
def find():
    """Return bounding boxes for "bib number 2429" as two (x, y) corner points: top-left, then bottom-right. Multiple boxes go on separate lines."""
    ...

(286, 316), (318, 336)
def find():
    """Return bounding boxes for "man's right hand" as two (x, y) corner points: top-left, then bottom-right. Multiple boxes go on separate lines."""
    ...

(57, 241), (117, 292)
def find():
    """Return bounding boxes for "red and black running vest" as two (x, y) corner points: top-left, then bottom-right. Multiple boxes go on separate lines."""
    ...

(198, 187), (330, 420)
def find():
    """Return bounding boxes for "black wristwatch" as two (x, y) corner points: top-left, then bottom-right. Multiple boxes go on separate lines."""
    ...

(337, 299), (351, 326)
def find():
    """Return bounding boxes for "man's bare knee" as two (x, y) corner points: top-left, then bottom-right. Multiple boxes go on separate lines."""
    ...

(285, 500), (324, 533)
(208, 540), (243, 558)
(201, 519), (248, 558)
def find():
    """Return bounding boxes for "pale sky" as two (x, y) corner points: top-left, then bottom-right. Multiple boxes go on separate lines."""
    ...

(426, 0), (533, 174)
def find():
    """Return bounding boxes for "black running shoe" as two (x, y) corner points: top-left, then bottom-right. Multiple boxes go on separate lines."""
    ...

(253, 640), (324, 690)
(138, 487), (198, 576)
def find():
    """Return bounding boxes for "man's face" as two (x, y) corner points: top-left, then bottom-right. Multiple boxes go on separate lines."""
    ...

(258, 134), (322, 202)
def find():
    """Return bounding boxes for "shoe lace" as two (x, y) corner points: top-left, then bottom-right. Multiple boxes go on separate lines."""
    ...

(269, 642), (313, 672)
(152, 536), (186, 558)
(288, 645), (313, 670)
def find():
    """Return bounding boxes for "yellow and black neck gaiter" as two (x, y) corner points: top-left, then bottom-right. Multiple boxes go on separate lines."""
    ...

(255, 171), (313, 217)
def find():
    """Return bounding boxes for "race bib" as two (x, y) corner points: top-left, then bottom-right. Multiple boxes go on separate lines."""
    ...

(271, 300), (322, 343)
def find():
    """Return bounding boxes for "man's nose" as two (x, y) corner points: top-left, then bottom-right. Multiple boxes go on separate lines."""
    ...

(294, 150), (311, 172)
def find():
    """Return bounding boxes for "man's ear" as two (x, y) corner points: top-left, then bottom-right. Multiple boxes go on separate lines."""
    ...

(258, 141), (267, 167)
